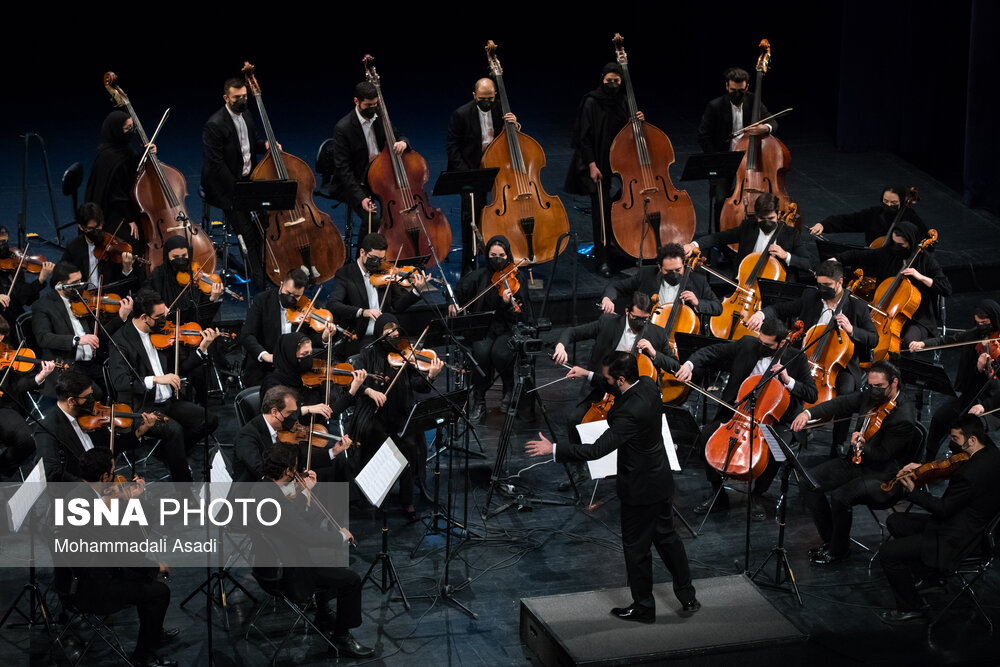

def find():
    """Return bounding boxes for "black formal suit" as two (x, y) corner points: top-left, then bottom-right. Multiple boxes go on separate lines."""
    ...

(446, 100), (505, 273)
(697, 93), (777, 155)
(35, 404), (137, 483)
(603, 265), (722, 318)
(201, 106), (266, 211)
(0, 267), (46, 339)
(694, 215), (814, 277)
(802, 390), (918, 557)
(880, 445), (1000, 611)
(240, 288), (321, 387)
(0, 372), (42, 478)
(329, 109), (408, 215)
(60, 235), (139, 292)
(555, 376), (695, 610)
(326, 259), (419, 355)
(234, 414), (274, 483)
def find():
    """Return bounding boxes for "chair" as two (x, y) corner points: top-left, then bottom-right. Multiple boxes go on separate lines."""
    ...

(235, 386), (261, 428)
(244, 530), (339, 663)
(51, 568), (135, 666)
(15, 312), (45, 418)
(928, 509), (1000, 633)
(314, 138), (355, 256)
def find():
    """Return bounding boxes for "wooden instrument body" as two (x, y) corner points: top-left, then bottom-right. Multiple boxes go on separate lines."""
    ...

(710, 252), (786, 340)
(480, 128), (569, 265)
(652, 301), (699, 404)
(704, 373), (788, 480)
(609, 120), (696, 258)
(802, 322), (854, 411)
(870, 277), (920, 360)
(719, 133), (793, 248)
(252, 150), (346, 286)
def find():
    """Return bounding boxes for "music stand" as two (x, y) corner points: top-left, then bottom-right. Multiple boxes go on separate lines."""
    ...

(897, 356), (956, 415)
(815, 238), (865, 261)
(0, 460), (52, 636)
(758, 278), (814, 308)
(679, 151), (745, 236)
(358, 439), (411, 611)
(674, 332), (722, 360)
(433, 168), (501, 264)
(232, 180), (298, 212)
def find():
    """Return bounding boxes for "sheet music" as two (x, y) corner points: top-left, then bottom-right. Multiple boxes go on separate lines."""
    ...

(202, 450), (233, 521)
(355, 438), (408, 508)
(9, 460), (45, 533)
(760, 425), (788, 462)
(575, 416), (680, 480)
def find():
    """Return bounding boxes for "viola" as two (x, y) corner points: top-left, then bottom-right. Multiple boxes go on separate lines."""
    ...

(480, 41), (570, 265)
(243, 62), (346, 286)
(149, 321), (236, 349)
(301, 359), (388, 388)
(880, 451), (969, 492)
(854, 395), (898, 464)
(277, 422), (346, 449)
(710, 203), (798, 340)
(802, 269), (864, 411)
(0, 346), (69, 373)
(0, 248), (47, 274)
(77, 402), (168, 432)
(870, 229), (938, 361)
(92, 231), (148, 266)
(607, 34), (695, 259)
(284, 296), (356, 339)
(651, 250), (702, 405)
(70, 290), (124, 318)
(362, 55), (452, 268)
(103, 73), (216, 275)
(718, 40), (796, 249)
(870, 187), (919, 249)
(175, 262), (245, 301)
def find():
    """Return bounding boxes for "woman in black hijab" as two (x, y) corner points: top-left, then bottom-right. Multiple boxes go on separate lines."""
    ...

(144, 236), (222, 326)
(84, 110), (144, 245)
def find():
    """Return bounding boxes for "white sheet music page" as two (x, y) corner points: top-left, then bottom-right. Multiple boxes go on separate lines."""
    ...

(575, 415), (681, 480)
(355, 438), (408, 508)
(9, 459), (46, 533)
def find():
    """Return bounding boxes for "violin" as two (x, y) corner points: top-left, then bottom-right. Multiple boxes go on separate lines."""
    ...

(362, 55), (451, 268)
(243, 63), (346, 286)
(719, 39), (796, 249)
(0, 346), (69, 373)
(710, 203), (798, 340)
(492, 263), (522, 314)
(0, 248), (47, 274)
(70, 290), (124, 318)
(703, 322), (803, 479)
(870, 187), (919, 249)
(77, 402), (168, 432)
(277, 422), (346, 449)
(854, 395), (898, 464)
(301, 360), (388, 388)
(92, 231), (148, 265)
(880, 451), (969, 492)
(149, 321), (236, 349)
(651, 250), (702, 405)
(175, 262), (245, 301)
(368, 261), (421, 289)
(802, 269), (864, 411)
(388, 339), (462, 374)
(480, 41), (569, 265)
(284, 296), (356, 339)
(581, 353), (657, 424)
(103, 73), (217, 275)
(608, 34), (695, 259)
(870, 229), (938, 361)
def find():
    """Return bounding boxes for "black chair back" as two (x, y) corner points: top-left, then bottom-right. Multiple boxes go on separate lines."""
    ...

(236, 386), (261, 427)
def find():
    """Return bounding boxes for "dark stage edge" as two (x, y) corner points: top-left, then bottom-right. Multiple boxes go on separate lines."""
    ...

(520, 574), (806, 666)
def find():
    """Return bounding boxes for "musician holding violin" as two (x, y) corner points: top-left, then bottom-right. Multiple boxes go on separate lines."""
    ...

(809, 185), (928, 245)
(145, 237), (223, 327)
(109, 289), (221, 482)
(675, 317), (815, 520)
(240, 268), (316, 387)
(909, 300), (1000, 461)
(789, 360), (917, 565)
(877, 414), (1000, 625)
(599, 243), (721, 318)
(0, 225), (53, 328)
(449, 235), (533, 422)
(63, 203), (138, 290)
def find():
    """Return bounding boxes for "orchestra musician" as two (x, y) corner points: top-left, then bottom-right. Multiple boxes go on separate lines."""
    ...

(84, 109), (146, 245)
(909, 299), (1000, 461)
(240, 268), (314, 387)
(745, 259), (878, 456)
(697, 67), (776, 232)
(809, 185), (928, 244)
(144, 236), (223, 327)
(32, 261), (133, 397)
(61, 203), (138, 292)
(675, 317), (816, 520)
(834, 221), (951, 345)
(0, 315), (56, 479)
(201, 76), (269, 290)
(0, 225), (53, 333)
(527, 352), (700, 623)
(789, 360), (917, 565)
(326, 232), (426, 356)
(251, 441), (374, 658)
(445, 78), (517, 273)
(877, 415), (1000, 625)
(55, 447), (179, 667)
(329, 81), (409, 235)
(448, 234), (534, 422)
(599, 242), (721, 319)
(108, 289), (221, 482)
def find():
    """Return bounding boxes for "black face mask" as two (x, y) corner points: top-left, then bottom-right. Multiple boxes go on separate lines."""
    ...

(758, 219), (777, 235)
(892, 245), (910, 258)
(817, 285), (837, 301)
(76, 394), (96, 415)
(230, 99), (248, 114)
(628, 316), (647, 333)
(476, 99), (493, 112)
(278, 292), (299, 309)
(662, 270), (681, 286)
(363, 255), (383, 273)
(85, 229), (104, 244)
(758, 341), (775, 358)
(882, 203), (900, 218)
(947, 439), (964, 455)
(297, 356), (314, 373)
(867, 385), (888, 403)
(280, 408), (300, 432)
(0, 241), (9, 259)
(148, 316), (167, 334)
(170, 257), (190, 273)
(359, 106), (377, 120)
(606, 381), (622, 398)
(729, 89), (746, 105)
(381, 334), (399, 352)
(603, 82), (620, 96)
(488, 256), (508, 272)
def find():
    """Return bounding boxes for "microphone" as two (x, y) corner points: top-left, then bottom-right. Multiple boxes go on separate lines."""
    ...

(54, 281), (88, 292)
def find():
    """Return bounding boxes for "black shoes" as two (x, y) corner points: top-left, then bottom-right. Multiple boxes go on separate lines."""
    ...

(878, 608), (929, 625)
(610, 604), (655, 624)
(159, 627), (180, 644)
(598, 263), (611, 278)
(132, 654), (178, 667)
(469, 401), (486, 423)
(809, 545), (849, 565)
(693, 493), (729, 515)
(500, 391), (513, 413)
(681, 599), (702, 615)
(331, 631), (375, 658)
(750, 497), (766, 522)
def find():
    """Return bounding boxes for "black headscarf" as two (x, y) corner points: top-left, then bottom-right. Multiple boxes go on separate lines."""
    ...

(273, 332), (309, 388)
(893, 221), (919, 249)
(161, 235), (190, 271)
(485, 234), (512, 266)
(565, 64), (629, 194)
(974, 300), (1000, 332)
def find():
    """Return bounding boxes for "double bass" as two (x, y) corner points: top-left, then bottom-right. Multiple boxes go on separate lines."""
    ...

(481, 41), (569, 266)
(651, 250), (702, 404)
(719, 40), (794, 247)
(608, 34), (695, 259)
(103, 73), (216, 274)
(243, 62), (345, 286)
(710, 203), (797, 340)
(362, 55), (451, 268)
(870, 230), (938, 361)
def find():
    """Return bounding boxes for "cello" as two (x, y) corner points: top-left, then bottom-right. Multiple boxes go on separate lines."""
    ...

(870, 230), (938, 361)
(651, 250), (702, 404)
(869, 186), (919, 249)
(480, 40), (569, 266)
(243, 62), (346, 286)
(362, 55), (451, 268)
(709, 202), (797, 340)
(802, 270), (864, 411)
(608, 33), (695, 259)
(103, 73), (216, 274)
(718, 40), (794, 248)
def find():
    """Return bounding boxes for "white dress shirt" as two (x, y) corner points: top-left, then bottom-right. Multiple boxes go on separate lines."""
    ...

(751, 354), (796, 391)
(60, 405), (94, 452)
(657, 281), (680, 308)
(357, 259), (380, 337)
(478, 106), (494, 150)
(135, 322), (172, 404)
(60, 294), (92, 361)
(226, 105), (252, 177)
(752, 228), (793, 267)
(356, 108), (380, 160)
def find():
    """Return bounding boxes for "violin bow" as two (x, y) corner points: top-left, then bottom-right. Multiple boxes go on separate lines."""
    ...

(377, 323), (431, 409)
(457, 258), (529, 313)
(378, 244), (405, 311)
(93, 276), (104, 336)
(173, 310), (181, 399)
(5, 242), (28, 299)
